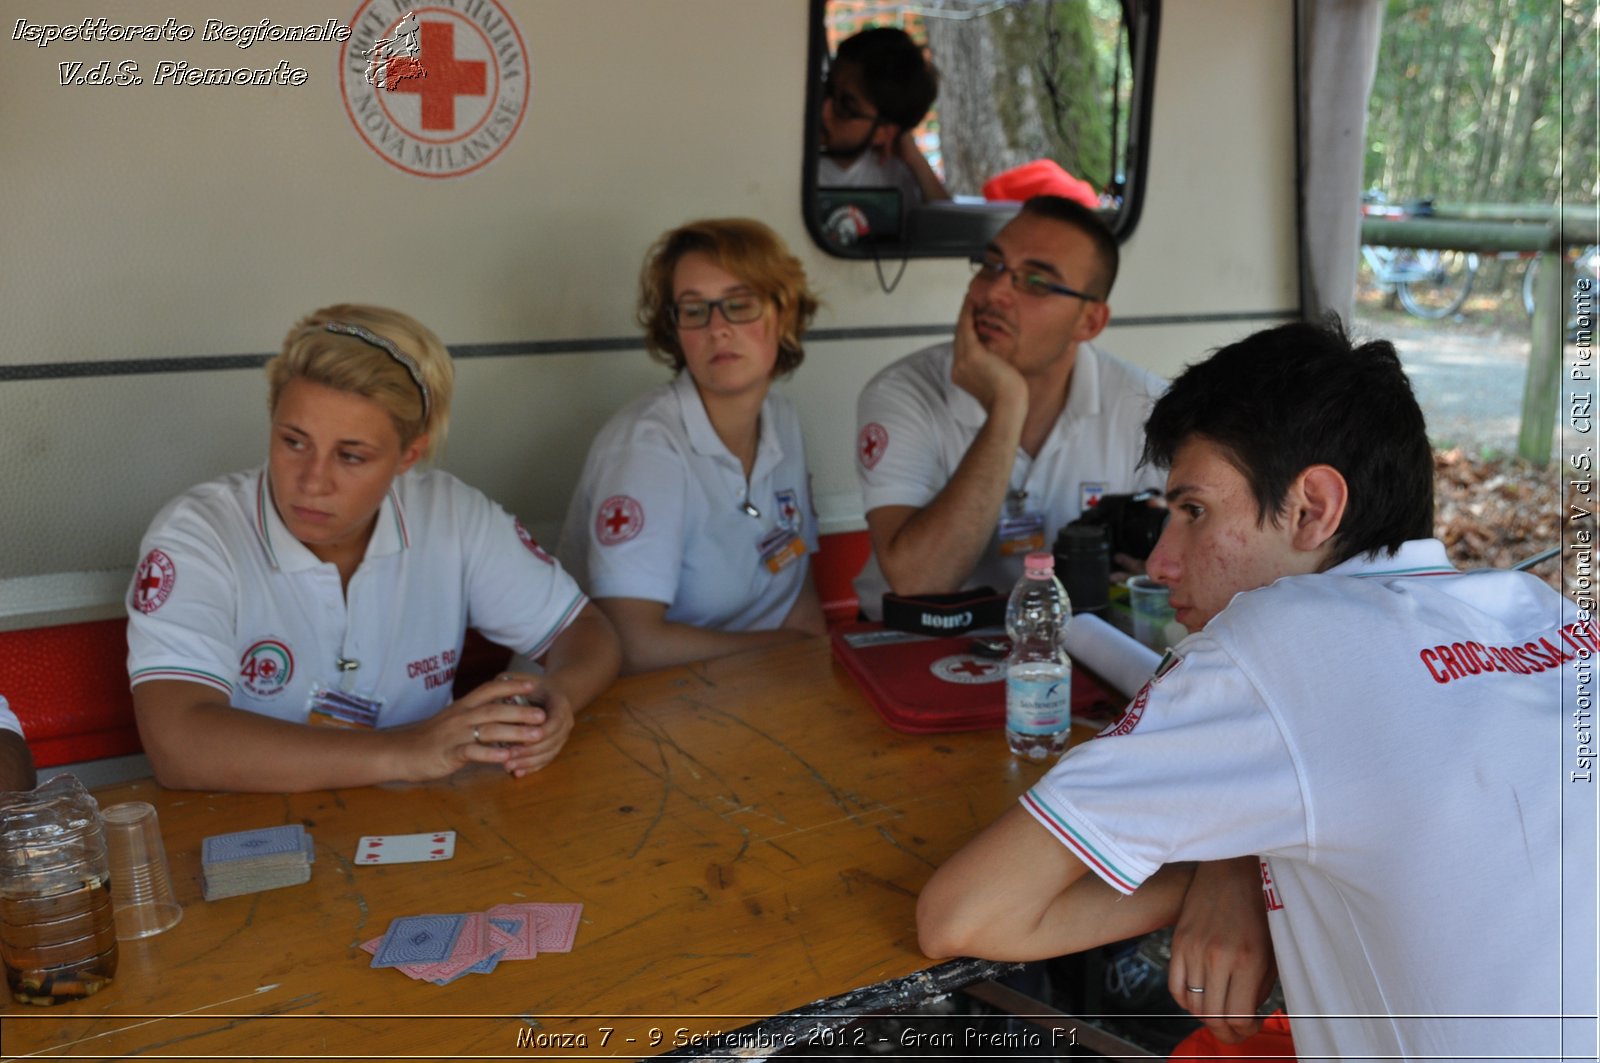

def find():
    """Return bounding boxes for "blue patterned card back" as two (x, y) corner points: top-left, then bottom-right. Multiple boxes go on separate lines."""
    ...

(202, 825), (305, 865)
(370, 914), (465, 968)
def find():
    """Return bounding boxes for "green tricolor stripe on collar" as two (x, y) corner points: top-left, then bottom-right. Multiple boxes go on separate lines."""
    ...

(254, 472), (280, 569)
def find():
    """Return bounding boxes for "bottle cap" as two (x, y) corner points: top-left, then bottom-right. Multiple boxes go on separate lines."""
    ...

(1024, 551), (1055, 577)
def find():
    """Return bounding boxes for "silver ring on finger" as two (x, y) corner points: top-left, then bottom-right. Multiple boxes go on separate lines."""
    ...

(1185, 985), (1205, 994)
(472, 725), (482, 744)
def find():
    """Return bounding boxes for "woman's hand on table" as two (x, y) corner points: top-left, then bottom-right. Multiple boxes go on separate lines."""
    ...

(394, 674), (551, 781)
(496, 672), (576, 778)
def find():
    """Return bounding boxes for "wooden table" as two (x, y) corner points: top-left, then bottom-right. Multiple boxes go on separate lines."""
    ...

(2, 639), (1081, 1060)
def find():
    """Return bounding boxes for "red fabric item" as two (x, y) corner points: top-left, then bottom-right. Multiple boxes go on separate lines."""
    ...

(830, 621), (1123, 734)
(982, 159), (1100, 208)
(0, 620), (141, 768)
(1168, 1010), (1296, 1061)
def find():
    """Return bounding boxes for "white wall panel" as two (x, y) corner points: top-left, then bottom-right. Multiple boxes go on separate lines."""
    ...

(1, 0), (1300, 616)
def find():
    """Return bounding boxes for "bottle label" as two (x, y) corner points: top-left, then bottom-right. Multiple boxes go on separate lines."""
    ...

(1006, 673), (1071, 734)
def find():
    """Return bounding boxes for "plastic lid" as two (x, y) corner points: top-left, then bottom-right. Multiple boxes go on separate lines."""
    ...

(1024, 551), (1055, 577)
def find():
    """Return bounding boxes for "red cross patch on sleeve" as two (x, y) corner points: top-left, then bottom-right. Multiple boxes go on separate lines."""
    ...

(595, 495), (644, 546)
(513, 518), (554, 564)
(132, 549), (176, 614)
(858, 423), (888, 470)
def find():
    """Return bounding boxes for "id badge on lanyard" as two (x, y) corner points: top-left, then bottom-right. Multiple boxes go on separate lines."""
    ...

(306, 657), (384, 729)
(997, 489), (1045, 556)
(307, 682), (384, 729)
(758, 525), (807, 574)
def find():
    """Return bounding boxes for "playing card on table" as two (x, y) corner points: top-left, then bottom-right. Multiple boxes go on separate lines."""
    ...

(531, 903), (582, 952)
(370, 914), (465, 968)
(400, 911), (488, 982)
(355, 831), (456, 865)
(203, 824), (306, 866)
(485, 908), (537, 960)
(433, 921), (517, 984)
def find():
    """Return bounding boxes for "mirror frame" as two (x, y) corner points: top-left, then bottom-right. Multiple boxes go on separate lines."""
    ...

(801, 0), (1161, 258)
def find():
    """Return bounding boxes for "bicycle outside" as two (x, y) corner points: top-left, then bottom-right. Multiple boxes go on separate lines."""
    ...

(1358, 196), (1480, 320)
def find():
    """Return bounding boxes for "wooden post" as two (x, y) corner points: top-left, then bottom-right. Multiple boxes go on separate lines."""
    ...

(1520, 243), (1565, 465)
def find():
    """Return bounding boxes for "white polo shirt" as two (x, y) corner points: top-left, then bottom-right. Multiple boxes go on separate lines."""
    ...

(853, 340), (1163, 617)
(1023, 540), (1594, 1061)
(0, 695), (22, 739)
(557, 372), (817, 633)
(818, 152), (923, 205)
(127, 467), (587, 727)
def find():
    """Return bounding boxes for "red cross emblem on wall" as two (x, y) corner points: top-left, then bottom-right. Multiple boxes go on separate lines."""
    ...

(339, 0), (530, 180)
(390, 22), (488, 131)
(595, 495), (644, 547)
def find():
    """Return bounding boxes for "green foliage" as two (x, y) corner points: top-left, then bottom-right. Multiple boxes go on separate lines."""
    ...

(1364, 0), (1596, 205)
(991, 0), (1113, 186)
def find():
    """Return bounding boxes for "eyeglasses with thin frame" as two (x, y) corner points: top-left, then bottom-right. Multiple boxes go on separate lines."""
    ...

(672, 294), (767, 330)
(969, 254), (1102, 302)
(822, 70), (878, 124)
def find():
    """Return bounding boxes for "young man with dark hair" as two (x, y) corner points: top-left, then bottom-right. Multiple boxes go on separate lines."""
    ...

(918, 318), (1594, 1060)
(818, 27), (949, 204)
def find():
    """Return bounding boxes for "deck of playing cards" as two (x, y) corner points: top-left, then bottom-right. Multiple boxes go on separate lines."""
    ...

(202, 824), (315, 901)
(362, 902), (581, 984)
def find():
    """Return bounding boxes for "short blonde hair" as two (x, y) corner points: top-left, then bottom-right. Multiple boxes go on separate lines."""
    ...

(266, 304), (455, 459)
(638, 218), (819, 376)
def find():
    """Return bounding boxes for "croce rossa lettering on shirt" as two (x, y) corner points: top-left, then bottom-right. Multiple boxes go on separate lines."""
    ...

(1418, 621), (1594, 685)
(405, 648), (458, 691)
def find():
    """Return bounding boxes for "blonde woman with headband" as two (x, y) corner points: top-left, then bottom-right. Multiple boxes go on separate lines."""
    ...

(558, 219), (826, 673)
(127, 304), (619, 792)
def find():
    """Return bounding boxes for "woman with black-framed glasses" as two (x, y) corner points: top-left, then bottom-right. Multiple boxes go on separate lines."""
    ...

(557, 219), (827, 675)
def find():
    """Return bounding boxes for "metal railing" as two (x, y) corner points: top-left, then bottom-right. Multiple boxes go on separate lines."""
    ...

(1359, 202), (1598, 465)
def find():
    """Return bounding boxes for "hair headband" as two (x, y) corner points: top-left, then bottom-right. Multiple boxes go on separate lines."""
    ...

(323, 322), (431, 420)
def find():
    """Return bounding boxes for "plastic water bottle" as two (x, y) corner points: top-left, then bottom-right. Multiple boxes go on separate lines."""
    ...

(1005, 551), (1073, 759)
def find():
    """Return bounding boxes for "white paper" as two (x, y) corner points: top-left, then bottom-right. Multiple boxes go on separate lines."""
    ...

(1063, 613), (1162, 699)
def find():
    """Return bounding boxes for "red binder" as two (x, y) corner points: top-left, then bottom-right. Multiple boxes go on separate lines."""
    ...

(830, 622), (1124, 735)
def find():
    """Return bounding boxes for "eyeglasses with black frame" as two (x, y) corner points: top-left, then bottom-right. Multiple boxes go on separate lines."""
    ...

(672, 294), (768, 330)
(822, 68), (878, 124)
(969, 253), (1102, 302)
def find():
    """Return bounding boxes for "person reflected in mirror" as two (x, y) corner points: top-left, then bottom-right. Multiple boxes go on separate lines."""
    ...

(126, 305), (620, 793)
(557, 219), (827, 675)
(818, 27), (949, 204)
(0, 696), (38, 792)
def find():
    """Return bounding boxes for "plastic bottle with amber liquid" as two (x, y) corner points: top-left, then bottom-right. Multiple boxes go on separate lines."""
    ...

(0, 774), (117, 1005)
(1005, 551), (1074, 760)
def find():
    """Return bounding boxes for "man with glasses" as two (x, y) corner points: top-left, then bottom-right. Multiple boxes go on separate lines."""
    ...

(818, 27), (948, 205)
(853, 194), (1163, 617)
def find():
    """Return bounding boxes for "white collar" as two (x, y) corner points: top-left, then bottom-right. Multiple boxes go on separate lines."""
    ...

(671, 371), (783, 471)
(252, 467), (410, 574)
(1323, 538), (1456, 580)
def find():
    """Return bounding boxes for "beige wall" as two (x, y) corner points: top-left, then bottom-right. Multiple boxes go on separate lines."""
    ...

(0, 0), (1298, 625)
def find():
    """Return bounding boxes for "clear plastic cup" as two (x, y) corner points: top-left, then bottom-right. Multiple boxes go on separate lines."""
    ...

(101, 802), (182, 940)
(1127, 575), (1185, 652)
